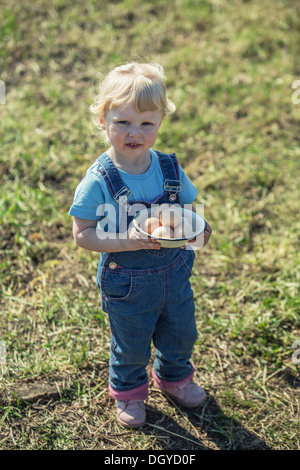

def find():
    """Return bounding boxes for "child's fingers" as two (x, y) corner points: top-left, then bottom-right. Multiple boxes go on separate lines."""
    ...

(128, 227), (161, 249)
(189, 221), (212, 248)
(204, 222), (212, 243)
(140, 238), (161, 249)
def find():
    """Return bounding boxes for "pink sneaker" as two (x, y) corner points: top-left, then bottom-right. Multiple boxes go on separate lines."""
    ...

(153, 377), (207, 408)
(116, 400), (146, 428)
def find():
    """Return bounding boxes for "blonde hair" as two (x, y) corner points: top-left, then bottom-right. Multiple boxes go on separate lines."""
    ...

(90, 61), (175, 138)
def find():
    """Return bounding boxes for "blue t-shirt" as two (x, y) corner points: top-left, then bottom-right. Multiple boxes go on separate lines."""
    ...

(69, 149), (197, 231)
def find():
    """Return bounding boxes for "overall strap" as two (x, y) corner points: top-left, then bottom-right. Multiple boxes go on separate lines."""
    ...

(96, 153), (132, 211)
(154, 150), (182, 200)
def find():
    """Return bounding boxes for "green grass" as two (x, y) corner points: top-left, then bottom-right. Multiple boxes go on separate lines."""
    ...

(0, 0), (299, 450)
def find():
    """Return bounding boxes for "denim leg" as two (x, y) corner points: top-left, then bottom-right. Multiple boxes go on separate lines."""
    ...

(108, 316), (152, 395)
(106, 273), (164, 398)
(153, 253), (198, 382)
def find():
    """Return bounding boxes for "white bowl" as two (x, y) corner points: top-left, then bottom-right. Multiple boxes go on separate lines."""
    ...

(132, 207), (206, 248)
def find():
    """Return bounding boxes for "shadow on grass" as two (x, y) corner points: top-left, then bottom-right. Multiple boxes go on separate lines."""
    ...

(142, 395), (271, 451)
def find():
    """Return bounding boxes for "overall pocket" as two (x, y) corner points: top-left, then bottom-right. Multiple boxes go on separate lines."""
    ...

(180, 248), (196, 276)
(100, 268), (135, 301)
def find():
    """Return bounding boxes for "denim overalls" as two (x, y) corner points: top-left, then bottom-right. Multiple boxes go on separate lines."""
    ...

(96, 151), (198, 401)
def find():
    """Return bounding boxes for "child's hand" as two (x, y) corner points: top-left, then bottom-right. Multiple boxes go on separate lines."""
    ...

(124, 225), (161, 251)
(189, 220), (212, 249)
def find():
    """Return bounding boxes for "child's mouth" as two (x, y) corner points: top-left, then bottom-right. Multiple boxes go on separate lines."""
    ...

(126, 143), (142, 149)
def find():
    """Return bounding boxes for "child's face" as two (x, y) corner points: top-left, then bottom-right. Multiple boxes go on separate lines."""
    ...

(101, 101), (163, 163)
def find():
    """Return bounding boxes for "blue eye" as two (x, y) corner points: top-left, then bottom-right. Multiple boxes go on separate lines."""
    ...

(117, 121), (129, 125)
(142, 122), (153, 126)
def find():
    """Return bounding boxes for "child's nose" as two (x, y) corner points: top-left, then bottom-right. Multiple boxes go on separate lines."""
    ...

(128, 125), (141, 137)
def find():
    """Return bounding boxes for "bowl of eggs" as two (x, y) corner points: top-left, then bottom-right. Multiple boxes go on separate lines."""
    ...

(132, 204), (206, 248)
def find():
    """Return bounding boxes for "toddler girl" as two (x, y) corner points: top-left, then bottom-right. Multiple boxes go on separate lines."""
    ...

(69, 62), (212, 428)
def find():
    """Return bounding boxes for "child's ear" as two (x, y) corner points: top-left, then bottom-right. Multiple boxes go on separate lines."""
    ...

(99, 117), (106, 130)
(159, 114), (165, 127)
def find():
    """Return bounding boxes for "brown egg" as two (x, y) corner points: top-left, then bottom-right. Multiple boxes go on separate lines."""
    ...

(173, 219), (194, 238)
(142, 217), (161, 234)
(159, 206), (182, 229)
(151, 225), (174, 239)
(152, 205), (161, 219)
(173, 225), (185, 238)
(182, 220), (194, 237)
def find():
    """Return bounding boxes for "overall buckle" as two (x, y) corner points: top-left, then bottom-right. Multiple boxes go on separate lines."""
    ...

(164, 179), (182, 192)
(113, 186), (132, 212)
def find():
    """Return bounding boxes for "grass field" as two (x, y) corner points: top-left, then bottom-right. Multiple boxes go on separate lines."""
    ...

(0, 0), (299, 450)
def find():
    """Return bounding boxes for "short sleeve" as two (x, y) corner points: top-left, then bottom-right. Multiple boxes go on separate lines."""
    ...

(69, 172), (105, 220)
(178, 165), (198, 204)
